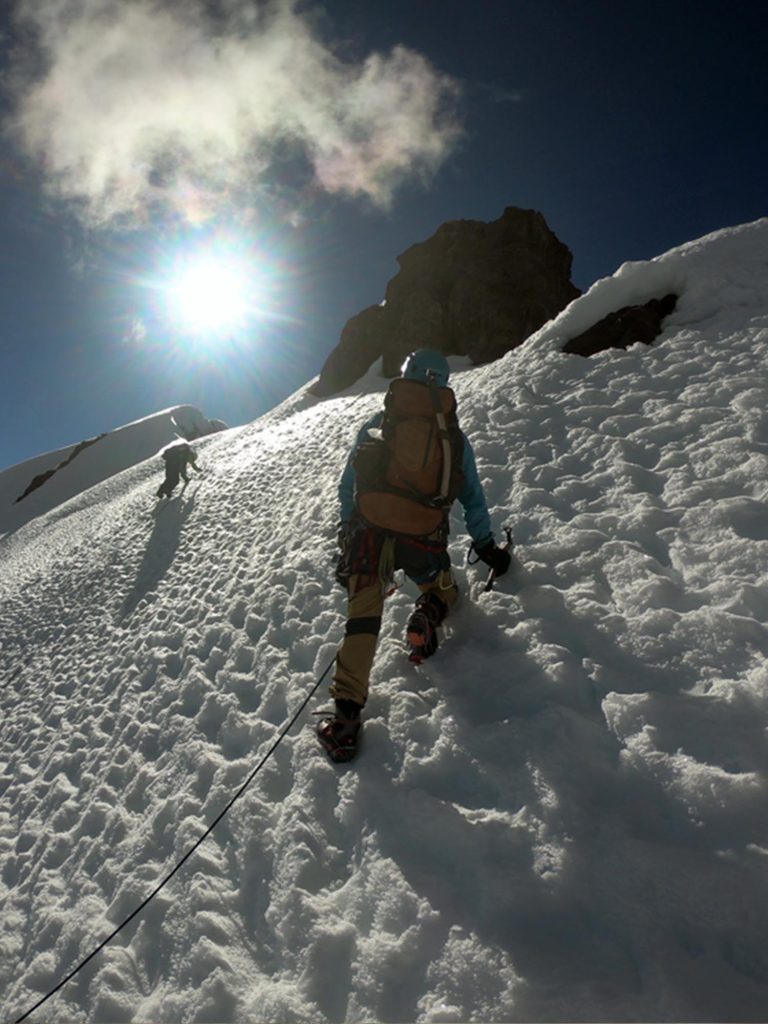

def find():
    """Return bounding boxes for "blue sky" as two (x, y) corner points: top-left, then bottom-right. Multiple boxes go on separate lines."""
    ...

(1, 0), (766, 471)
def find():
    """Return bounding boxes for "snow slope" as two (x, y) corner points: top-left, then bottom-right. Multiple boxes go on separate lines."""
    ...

(0, 405), (225, 539)
(2, 219), (768, 1022)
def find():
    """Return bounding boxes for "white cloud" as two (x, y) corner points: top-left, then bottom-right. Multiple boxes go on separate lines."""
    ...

(123, 315), (147, 344)
(7, 0), (461, 226)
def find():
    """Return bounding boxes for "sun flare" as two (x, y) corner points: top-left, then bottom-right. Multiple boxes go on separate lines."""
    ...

(166, 255), (255, 334)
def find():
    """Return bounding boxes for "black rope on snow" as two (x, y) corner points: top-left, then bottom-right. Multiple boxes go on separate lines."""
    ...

(14, 651), (338, 1023)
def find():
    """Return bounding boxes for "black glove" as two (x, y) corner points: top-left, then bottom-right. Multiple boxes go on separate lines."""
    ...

(475, 540), (511, 577)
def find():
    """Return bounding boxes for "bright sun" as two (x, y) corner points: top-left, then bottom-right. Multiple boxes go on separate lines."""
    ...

(166, 255), (254, 335)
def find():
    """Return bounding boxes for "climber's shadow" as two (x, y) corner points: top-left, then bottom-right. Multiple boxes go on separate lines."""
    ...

(118, 492), (196, 620)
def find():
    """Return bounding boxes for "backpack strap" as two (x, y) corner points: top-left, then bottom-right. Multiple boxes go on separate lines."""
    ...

(425, 370), (453, 503)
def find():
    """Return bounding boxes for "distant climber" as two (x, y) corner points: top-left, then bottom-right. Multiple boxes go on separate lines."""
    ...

(317, 348), (511, 762)
(156, 441), (202, 499)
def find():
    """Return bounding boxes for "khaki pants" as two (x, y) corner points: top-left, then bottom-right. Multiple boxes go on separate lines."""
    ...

(330, 569), (458, 707)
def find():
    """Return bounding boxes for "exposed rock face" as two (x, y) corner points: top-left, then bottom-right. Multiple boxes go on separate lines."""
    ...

(314, 206), (580, 394)
(14, 434), (107, 504)
(563, 294), (678, 357)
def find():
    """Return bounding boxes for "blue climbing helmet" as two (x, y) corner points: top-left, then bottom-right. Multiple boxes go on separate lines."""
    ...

(400, 349), (450, 388)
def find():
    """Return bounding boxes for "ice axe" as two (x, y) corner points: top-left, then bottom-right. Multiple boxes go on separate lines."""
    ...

(467, 525), (514, 592)
(483, 525), (514, 592)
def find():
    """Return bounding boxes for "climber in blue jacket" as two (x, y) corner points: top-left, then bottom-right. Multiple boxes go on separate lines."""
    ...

(317, 348), (511, 762)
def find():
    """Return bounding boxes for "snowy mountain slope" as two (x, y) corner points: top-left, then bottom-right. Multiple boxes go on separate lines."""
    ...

(2, 219), (768, 1022)
(0, 405), (225, 539)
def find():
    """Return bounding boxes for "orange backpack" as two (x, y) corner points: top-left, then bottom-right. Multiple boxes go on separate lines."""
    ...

(354, 377), (465, 537)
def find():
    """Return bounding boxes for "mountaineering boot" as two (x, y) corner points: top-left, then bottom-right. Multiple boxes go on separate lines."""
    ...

(406, 592), (448, 664)
(316, 699), (362, 763)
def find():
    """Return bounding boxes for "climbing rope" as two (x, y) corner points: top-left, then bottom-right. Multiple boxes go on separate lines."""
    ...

(14, 651), (338, 1023)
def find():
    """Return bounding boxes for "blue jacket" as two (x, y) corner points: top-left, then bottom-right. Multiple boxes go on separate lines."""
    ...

(338, 411), (493, 548)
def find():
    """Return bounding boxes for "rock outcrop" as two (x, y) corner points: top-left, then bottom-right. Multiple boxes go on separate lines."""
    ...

(563, 294), (678, 357)
(314, 206), (580, 394)
(14, 434), (107, 503)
